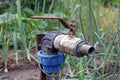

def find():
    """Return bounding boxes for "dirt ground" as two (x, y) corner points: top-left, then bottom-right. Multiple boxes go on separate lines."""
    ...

(0, 49), (120, 80)
(1, 59), (120, 80)
(0, 68), (40, 80)
(0, 58), (40, 80)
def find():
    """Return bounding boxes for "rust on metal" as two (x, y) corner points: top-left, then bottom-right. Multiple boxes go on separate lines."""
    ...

(31, 16), (76, 35)
(58, 35), (80, 56)
(36, 34), (45, 50)
(36, 34), (46, 80)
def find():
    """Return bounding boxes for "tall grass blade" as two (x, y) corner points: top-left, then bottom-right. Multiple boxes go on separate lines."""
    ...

(94, 32), (105, 48)
(91, 9), (100, 35)
(69, 56), (82, 80)
(48, 0), (55, 13)
(42, 0), (46, 14)
(17, 0), (31, 61)
(79, 0), (86, 40)
(88, 0), (93, 45)
(13, 33), (18, 64)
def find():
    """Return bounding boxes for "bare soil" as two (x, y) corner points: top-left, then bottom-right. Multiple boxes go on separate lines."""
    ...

(0, 59), (40, 80)
(0, 58), (40, 80)
(0, 49), (120, 80)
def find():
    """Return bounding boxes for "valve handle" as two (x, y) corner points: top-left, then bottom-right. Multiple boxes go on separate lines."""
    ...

(31, 16), (76, 35)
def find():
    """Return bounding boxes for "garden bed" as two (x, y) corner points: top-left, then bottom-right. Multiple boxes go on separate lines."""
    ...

(0, 55), (120, 80)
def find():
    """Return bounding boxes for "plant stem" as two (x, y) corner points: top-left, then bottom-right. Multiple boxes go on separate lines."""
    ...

(89, 0), (93, 45)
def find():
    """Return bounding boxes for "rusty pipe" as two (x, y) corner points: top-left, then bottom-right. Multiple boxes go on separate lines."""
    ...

(31, 16), (76, 35)
(31, 16), (71, 29)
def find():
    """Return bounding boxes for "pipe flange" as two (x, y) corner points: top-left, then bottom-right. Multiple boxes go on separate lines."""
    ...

(74, 40), (87, 57)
